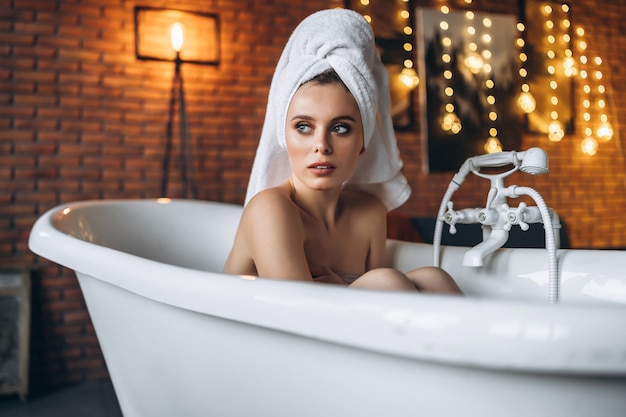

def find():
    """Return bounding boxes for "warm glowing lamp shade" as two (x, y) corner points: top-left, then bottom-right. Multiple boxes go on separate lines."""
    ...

(134, 7), (219, 65)
(170, 23), (184, 52)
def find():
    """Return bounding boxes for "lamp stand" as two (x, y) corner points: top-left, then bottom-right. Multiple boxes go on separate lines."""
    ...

(162, 52), (198, 198)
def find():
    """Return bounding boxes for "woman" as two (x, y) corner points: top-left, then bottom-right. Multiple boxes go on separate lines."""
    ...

(224, 9), (461, 294)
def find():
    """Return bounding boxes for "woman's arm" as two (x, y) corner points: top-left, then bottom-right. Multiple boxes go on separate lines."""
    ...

(364, 196), (389, 271)
(241, 189), (315, 281)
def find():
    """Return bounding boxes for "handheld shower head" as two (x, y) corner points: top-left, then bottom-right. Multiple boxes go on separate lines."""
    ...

(468, 147), (548, 174)
(518, 147), (549, 175)
(450, 148), (549, 187)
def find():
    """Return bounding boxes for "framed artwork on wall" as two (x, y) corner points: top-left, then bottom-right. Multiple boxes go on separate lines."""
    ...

(416, 8), (522, 172)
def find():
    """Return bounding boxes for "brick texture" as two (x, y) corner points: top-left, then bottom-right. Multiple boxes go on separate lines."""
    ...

(1, 0), (625, 395)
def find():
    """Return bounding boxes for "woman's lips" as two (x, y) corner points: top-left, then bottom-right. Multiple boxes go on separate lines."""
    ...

(308, 162), (336, 175)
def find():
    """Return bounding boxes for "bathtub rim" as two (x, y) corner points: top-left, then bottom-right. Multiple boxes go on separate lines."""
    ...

(28, 198), (626, 377)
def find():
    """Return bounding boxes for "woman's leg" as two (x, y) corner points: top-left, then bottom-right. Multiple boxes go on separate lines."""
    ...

(350, 267), (463, 295)
(405, 266), (463, 295)
(350, 268), (417, 292)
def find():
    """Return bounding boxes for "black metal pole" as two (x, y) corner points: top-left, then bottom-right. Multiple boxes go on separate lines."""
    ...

(176, 53), (197, 199)
(161, 61), (178, 197)
(162, 51), (197, 199)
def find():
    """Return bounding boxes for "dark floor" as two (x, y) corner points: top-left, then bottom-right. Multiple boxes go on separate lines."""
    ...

(0, 381), (122, 417)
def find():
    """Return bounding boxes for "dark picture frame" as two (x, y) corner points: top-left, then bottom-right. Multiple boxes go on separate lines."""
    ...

(416, 8), (522, 172)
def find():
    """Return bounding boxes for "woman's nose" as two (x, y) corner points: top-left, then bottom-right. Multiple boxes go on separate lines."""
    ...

(313, 133), (332, 154)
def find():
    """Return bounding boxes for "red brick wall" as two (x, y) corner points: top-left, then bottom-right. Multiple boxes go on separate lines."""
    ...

(1, 0), (625, 394)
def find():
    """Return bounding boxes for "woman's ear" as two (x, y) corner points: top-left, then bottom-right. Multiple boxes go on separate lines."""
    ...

(360, 145), (366, 155)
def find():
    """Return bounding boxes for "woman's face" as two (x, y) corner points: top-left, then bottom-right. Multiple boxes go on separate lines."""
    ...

(285, 81), (364, 192)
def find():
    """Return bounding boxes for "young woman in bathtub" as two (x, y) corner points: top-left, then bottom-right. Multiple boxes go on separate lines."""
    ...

(224, 9), (461, 295)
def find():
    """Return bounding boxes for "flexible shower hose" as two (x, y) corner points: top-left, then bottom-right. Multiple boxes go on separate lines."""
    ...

(512, 186), (560, 303)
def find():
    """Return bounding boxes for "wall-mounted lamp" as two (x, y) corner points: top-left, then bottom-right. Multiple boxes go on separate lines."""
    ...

(134, 7), (220, 198)
(134, 6), (220, 65)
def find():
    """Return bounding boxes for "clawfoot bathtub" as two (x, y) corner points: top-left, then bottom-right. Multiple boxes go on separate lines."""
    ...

(29, 199), (626, 417)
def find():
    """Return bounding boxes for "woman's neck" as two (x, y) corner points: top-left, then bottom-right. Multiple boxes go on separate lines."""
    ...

(287, 178), (343, 230)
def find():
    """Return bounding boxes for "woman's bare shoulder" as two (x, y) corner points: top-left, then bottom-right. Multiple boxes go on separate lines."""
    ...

(341, 187), (386, 215)
(225, 185), (304, 276)
(245, 184), (296, 215)
(241, 184), (303, 233)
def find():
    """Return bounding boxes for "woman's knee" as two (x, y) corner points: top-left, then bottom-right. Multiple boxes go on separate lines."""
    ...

(406, 266), (463, 294)
(350, 268), (417, 291)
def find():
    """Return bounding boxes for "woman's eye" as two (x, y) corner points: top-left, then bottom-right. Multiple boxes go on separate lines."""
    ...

(296, 123), (312, 133)
(332, 124), (350, 134)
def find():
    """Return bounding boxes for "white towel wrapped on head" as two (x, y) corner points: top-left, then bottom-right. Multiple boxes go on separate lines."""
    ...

(245, 8), (411, 211)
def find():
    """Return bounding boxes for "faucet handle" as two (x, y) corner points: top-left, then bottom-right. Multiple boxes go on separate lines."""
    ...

(506, 202), (541, 231)
(443, 202), (483, 234)
(443, 202), (459, 234)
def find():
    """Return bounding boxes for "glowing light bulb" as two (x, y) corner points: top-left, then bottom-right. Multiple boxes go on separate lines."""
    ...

(170, 23), (184, 52)
(399, 67), (420, 89)
(441, 112), (462, 134)
(597, 122), (614, 141)
(563, 56), (577, 77)
(484, 137), (502, 153)
(517, 91), (536, 113)
(464, 52), (484, 74)
(581, 136), (598, 156)
(548, 121), (564, 142)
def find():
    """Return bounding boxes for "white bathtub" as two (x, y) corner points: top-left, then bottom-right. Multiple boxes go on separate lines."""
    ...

(28, 199), (626, 417)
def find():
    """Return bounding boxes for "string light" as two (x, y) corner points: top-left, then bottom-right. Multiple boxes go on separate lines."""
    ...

(516, 22), (536, 114)
(360, 1), (615, 159)
(463, 11), (484, 74)
(543, 5), (564, 142)
(561, 4), (577, 78)
(480, 16), (502, 153)
(593, 55), (613, 141)
(439, 5), (462, 134)
(399, 0), (419, 89)
(575, 25), (613, 156)
(359, 0), (371, 22)
(356, 0), (418, 90)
